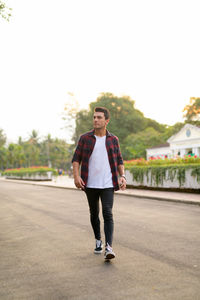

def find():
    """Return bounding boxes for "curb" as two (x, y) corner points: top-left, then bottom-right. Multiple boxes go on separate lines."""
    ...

(116, 192), (200, 206)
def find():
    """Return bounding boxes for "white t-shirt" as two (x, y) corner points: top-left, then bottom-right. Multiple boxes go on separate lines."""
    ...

(87, 135), (114, 188)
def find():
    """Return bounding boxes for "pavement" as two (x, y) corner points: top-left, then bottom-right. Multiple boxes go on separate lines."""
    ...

(1, 182), (200, 300)
(1, 176), (199, 206)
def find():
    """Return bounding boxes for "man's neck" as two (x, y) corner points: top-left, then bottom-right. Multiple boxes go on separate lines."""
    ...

(94, 128), (106, 137)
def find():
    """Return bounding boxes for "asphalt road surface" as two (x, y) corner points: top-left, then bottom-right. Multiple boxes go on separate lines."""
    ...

(0, 181), (200, 300)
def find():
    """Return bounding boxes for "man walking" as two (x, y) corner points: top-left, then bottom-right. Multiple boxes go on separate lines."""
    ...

(72, 107), (126, 260)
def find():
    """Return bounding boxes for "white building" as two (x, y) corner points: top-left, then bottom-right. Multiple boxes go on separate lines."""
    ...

(146, 124), (200, 160)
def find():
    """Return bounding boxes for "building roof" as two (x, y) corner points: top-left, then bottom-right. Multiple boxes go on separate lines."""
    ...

(147, 124), (200, 152)
(167, 123), (200, 143)
(147, 142), (170, 150)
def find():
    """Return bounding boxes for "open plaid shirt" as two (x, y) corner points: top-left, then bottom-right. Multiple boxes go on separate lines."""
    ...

(72, 129), (124, 191)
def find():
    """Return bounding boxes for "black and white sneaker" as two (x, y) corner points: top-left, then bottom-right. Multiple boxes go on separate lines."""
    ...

(104, 244), (115, 260)
(94, 240), (103, 254)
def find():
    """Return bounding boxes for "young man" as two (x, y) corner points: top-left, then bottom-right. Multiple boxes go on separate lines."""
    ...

(72, 107), (126, 260)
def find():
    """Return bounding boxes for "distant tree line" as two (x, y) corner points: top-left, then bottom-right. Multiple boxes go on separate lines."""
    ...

(0, 129), (72, 171)
(1, 95), (199, 171)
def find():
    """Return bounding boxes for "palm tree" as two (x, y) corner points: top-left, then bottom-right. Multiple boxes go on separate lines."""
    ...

(0, 129), (6, 147)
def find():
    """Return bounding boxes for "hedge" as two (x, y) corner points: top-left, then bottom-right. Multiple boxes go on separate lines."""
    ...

(126, 164), (200, 187)
(2, 166), (58, 177)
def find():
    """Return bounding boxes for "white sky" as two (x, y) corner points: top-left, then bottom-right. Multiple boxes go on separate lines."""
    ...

(1, 0), (200, 143)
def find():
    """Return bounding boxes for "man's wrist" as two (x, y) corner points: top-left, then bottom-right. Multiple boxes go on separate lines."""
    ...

(120, 174), (126, 180)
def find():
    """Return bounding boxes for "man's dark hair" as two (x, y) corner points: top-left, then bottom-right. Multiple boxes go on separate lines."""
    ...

(94, 107), (110, 120)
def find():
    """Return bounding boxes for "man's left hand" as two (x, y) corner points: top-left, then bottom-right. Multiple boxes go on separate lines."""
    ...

(119, 177), (126, 190)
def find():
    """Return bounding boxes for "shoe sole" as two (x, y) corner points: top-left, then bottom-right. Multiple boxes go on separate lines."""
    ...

(94, 250), (103, 254)
(94, 243), (103, 254)
(104, 253), (115, 260)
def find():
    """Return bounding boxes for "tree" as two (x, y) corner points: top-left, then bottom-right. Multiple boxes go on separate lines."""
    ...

(39, 135), (72, 170)
(0, 130), (7, 169)
(25, 130), (40, 166)
(7, 144), (16, 168)
(50, 138), (72, 170)
(0, 146), (7, 170)
(122, 127), (167, 159)
(14, 144), (26, 168)
(0, 128), (73, 170)
(183, 97), (200, 122)
(0, 129), (6, 147)
(145, 118), (166, 133)
(160, 122), (184, 142)
(28, 130), (40, 145)
(62, 93), (80, 143)
(73, 93), (147, 144)
(73, 109), (93, 144)
(0, 0), (11, 21)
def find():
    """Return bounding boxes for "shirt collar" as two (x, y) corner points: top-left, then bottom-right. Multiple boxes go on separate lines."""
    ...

(88, 129), (112, 137)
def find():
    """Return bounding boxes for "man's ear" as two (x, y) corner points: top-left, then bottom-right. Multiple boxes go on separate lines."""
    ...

(106, 119), (110, 126)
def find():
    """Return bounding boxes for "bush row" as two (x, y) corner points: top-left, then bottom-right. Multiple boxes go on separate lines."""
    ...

(124, 156), (200, 167)
(2, 166), (58, 177)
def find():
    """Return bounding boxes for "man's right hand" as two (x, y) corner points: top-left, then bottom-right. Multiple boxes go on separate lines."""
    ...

(74, 176), (85, 190)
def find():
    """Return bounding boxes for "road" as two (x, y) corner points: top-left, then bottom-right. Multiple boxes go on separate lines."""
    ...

(0, 181), (200, 300)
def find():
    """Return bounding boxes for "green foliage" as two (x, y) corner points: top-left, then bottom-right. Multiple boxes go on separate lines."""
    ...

(145, 118), (166, 133)
(122, 127), (166, 159)
(72, 93), (168, 149)
(0, 129), (6, 147)
(125, 157), (200, 187)
(90, 93), (146, 143)
(191, 166), (200, 182)
(73, 109), (93, 144)
(122, 122), (186, 160)
(128, 164), (200, 187)
(94, 93), (145, 140)
(183, 97), (200, 122)
(73, 93), (145, 144)
(0, 0), (12, 21)
(0, 146), (7, 170)
(0, 131), (72, 171)
(160, 122), (185, 141)
(3, 166), (57, 177)
(124, 156), (200, 167)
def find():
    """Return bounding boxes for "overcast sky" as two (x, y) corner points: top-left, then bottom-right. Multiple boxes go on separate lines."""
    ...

(1, 0), (200, 143)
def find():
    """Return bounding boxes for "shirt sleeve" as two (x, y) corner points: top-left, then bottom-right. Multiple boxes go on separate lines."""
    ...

(116, 137), (123, 165)
(71, 136), (84, 163)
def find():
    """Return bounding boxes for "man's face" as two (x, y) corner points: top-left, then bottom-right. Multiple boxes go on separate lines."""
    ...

(93, 112), (109, 129)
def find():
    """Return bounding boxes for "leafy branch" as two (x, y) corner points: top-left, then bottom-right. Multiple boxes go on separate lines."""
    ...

(0, 0), (12, 21)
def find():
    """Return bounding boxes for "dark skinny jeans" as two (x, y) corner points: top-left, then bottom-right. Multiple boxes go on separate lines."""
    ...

(85, 187), (114, 247)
